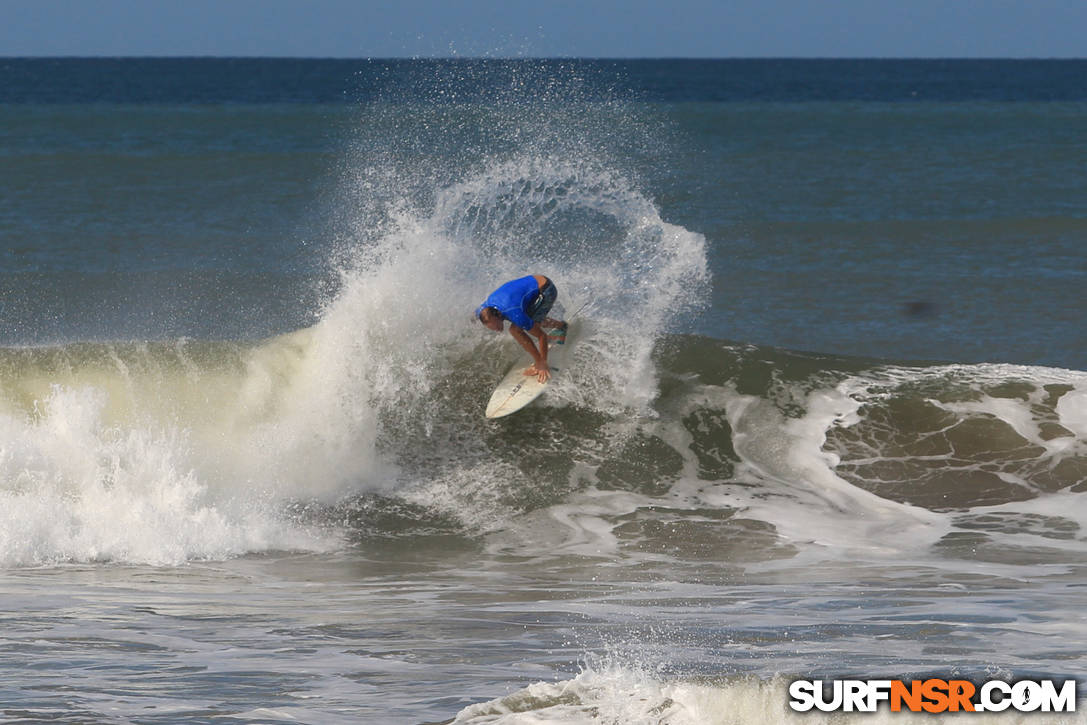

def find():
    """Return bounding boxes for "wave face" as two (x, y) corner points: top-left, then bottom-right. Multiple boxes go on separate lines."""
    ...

(4, 328), (1083, 572)
(353, 336), (1087, 571)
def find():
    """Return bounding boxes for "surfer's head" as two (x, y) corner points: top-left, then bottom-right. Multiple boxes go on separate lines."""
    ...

(476, 306), (504, 332)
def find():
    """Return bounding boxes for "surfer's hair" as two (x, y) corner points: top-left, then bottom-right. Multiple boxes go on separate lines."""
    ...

(477, 306), (498, 323)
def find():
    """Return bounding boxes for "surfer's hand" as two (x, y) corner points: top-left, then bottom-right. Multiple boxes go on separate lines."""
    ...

(525, 364), (551, 383)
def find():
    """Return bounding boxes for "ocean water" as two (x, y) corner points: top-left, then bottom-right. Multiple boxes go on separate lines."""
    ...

(0, 58), (1085, 723)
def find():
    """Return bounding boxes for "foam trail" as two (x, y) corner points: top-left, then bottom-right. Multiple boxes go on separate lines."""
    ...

(716, 384), (949, 562)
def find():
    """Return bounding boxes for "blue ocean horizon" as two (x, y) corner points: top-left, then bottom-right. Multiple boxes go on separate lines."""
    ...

(4, 57), (1087, 104)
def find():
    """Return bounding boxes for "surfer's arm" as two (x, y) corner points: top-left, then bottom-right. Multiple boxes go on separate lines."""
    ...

(529, 325), (549, 363)
(510, 325), (551, 382)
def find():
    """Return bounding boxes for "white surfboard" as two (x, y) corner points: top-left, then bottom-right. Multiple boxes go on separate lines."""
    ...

(485, 323), (572, 419)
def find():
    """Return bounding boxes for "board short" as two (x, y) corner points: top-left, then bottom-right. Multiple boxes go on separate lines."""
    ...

(526, 278), (557, 324)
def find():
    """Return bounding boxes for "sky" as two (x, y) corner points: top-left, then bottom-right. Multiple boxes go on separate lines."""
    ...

(1, 0), (1085, 58)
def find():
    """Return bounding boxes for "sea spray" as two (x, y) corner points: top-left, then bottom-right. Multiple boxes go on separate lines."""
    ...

(313, 64), (710, 534)
(315, 152), (709, 537)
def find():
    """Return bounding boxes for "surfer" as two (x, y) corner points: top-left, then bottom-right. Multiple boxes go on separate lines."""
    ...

(476, 275), (567, 383)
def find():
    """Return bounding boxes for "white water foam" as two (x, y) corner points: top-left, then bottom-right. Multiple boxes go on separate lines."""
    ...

(452, 665), (1086, 724)
(0, 384), (337, 567)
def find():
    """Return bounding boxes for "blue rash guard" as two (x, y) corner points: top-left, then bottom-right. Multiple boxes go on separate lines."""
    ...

(477, 275), (541, 330)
